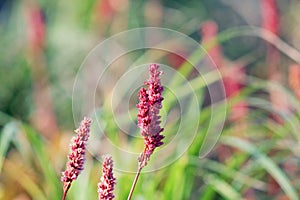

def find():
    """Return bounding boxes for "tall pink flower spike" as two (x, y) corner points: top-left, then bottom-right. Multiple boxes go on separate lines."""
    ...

(261, 0), (289, 123)
(61, 117), (92, 200)
(137, 64), (165, 168)
(127, 64), (165, 200)
(201, 21), (248, 122)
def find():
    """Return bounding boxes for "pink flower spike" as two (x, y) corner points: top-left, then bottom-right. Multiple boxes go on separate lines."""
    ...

(137, 64), (164, 168)
(98, 155), (116, 200)
(61, 117), (92, 200)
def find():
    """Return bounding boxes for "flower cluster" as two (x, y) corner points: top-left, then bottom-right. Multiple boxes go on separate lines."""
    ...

(98, 155), (116, 200)
(61, 64), (165, 200)
(137, 64), (165, 168)
(61, 117), (92, 199)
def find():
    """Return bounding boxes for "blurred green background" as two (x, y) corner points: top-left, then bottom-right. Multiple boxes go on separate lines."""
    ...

(1, 0), (300, 199)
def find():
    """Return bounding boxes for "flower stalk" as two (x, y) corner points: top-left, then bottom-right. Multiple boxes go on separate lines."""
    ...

(127, 64), (165, 200)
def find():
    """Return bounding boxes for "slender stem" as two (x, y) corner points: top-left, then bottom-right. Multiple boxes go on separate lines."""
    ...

(127, 166), (143, 200)
(62, 182), (71, 200)
(62, 191), (67, 200)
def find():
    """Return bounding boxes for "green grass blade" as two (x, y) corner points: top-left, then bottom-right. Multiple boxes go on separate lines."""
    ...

(221, 136), (299, 200)
(5, 159), (47, 200)
(200, 158), (267, 191)
(21, 123), (61, 199)
(203, 173), (244, 200)
(0, 121), (18, 172)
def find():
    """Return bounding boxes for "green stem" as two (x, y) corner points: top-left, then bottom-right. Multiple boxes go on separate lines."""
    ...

(127, 166), (142, 200)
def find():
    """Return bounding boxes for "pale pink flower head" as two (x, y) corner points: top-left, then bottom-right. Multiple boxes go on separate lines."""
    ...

(261, 0), (279, 34)
(289, 64), (300, 100)
(61, 117), (92, 199)
(201, 20), (223, 69)
(98, 155), (116, 200)
(137, 64), (164, 168)
(27, 5), (45, 51)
